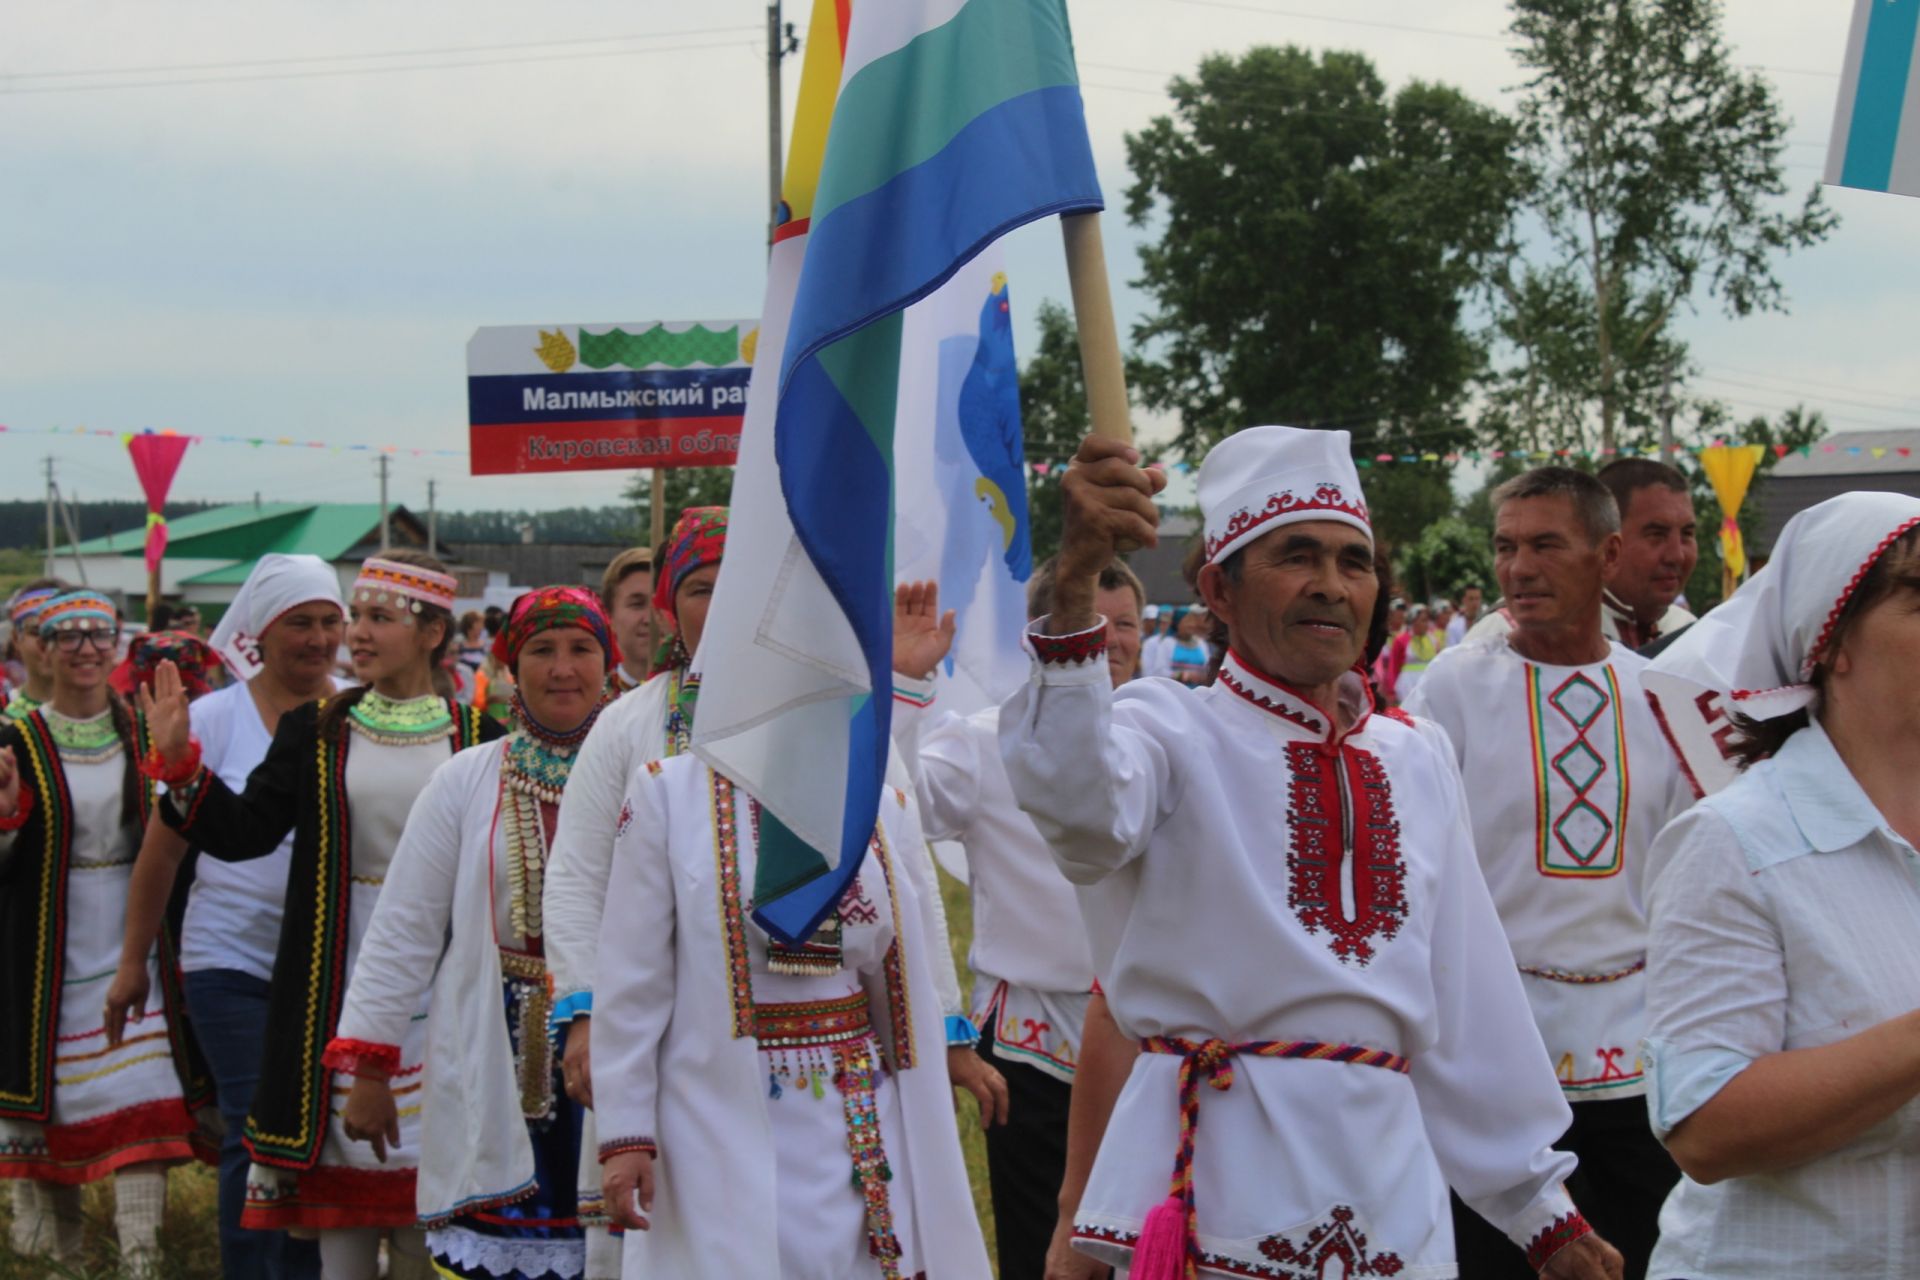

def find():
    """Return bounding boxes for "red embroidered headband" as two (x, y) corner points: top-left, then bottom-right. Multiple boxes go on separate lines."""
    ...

(8, 586), (61, 630)
(652, 506), (729, 619)
(491, 586), (621, 674)
(353, 557), (458, 615)
(36, 591), (119, 636)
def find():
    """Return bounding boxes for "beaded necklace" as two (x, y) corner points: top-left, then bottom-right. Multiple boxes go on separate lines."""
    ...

(43, 707), (124, 763)
(500, 696), (602, 940)
(3, 692), (43, 724)
(347, 690), (452, 746)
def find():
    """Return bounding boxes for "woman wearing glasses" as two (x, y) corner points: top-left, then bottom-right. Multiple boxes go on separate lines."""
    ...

(0, 591), (212, 1278)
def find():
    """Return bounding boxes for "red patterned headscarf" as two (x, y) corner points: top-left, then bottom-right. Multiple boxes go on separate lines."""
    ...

(112, 630), (220, 699)
(491, 586), (621, 674)
(652, 506), (729, 621)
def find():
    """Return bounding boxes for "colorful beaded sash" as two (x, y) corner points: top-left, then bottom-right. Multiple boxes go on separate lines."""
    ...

(754, 992), (901, 1279)
(1141, 1035), (1413, 1280)
(753, 991), (870, 1051)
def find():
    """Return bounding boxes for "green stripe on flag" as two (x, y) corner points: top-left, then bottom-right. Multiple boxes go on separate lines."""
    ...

(816, 314), (904, 459)
(812, 0), (1082, 224)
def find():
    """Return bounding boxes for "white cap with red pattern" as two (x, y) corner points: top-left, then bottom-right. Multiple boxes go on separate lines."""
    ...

(1198, 426), (1371, 565)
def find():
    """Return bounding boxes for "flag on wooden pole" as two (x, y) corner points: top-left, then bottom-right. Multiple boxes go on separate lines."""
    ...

(695, 0), (1103, 943)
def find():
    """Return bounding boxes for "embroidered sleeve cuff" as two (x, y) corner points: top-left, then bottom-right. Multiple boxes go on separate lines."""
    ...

(945, 1014), (979, 1048)
(893, 674), (936, 709)
(1643, 1039), (1754, 1140)
(1026, 617), (1109, 673)
(598, 1136), (657, 1162)
(549, 990), (593, 1029)
(322, 1037), (401, 1079)
(1524, 1212), (1594, 1272)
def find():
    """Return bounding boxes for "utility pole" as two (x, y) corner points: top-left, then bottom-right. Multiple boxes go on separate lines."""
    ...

(378, 455), (392, 551)
(1658, 372), (1677, 462)
(767, 1), (798, 247)
(43, 457), (55, 576)
(427, 479), (438, 557)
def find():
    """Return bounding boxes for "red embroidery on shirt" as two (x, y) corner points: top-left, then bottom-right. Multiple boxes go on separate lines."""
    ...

(1257, 1205), (1405, 1277)
(1525, 1213), (1594, 1270)
(1030, 627), (1107, 667)
(1285, 743), (1407, 966)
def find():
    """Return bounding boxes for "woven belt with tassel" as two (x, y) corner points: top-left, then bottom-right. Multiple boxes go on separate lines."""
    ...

(1128, 1035), (1413, 1280)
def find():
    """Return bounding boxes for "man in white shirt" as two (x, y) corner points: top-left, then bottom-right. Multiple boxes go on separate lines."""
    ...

(1002, 427), (1621, 1280)
(1407, 468), (1693, 1280)
(891, 557), (1141, 1280)
(1465, 463), (1696, 653)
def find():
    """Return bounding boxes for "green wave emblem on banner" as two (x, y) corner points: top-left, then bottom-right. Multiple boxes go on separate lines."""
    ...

(577, 324), (742, 370)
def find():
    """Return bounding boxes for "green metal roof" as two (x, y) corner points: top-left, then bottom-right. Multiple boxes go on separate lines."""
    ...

(72, 503), (387, 562)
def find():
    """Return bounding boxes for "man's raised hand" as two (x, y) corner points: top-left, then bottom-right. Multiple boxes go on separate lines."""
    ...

(893, 581), (956, 682)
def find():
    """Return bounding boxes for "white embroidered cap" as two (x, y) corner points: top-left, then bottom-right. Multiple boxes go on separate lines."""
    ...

(1198, 425), (1371, 565)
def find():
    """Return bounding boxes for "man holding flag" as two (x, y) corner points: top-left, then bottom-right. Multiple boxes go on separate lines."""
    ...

(1001, 427), (1626, 1280)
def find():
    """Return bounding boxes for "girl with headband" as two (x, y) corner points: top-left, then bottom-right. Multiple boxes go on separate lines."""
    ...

(0, 591), (214, 1277)
(142, 551), (500, 1280)
(1, 580), (70, 725)
(327, 587), (619, 1280)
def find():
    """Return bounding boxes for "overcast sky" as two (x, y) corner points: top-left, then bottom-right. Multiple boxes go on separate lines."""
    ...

(1, 0), (1912, 516)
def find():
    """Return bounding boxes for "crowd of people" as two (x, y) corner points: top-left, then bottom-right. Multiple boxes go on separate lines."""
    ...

(0, 424), (1914, 1280)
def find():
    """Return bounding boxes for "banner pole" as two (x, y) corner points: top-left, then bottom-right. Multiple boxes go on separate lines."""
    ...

(1061, 212), (1133, 446)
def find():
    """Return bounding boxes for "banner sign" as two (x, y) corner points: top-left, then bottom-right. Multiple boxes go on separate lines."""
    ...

(466, 320), (757, 474)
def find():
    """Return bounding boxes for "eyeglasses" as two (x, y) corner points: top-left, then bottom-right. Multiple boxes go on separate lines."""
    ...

(51, 629), (118, 653)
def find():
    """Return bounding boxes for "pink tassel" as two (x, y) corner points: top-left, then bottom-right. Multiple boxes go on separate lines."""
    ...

(1130, 1195), (1190, 1280)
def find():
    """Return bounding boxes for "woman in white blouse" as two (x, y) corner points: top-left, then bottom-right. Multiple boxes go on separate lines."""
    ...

(1640, 491), (1920, 1279)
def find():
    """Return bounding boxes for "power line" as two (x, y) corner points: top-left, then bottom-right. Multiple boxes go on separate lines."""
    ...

(1694, 374), (1918, 418)
(0, 37), (760, 96)
(1169, 0), (1838, 79)
(0, 24), (761, 81)
(1702, 359), (1920, 405)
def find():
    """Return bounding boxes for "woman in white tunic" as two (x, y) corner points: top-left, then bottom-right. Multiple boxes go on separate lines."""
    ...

(0, 591), (213, 1277)
(327, 586), (622, 1280)
(144, 552), (500, 1280)
(593, 753), (991, 1279)
(1639, 492), (1920, 1279)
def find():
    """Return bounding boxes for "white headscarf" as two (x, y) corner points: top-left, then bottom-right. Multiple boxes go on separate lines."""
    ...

(211, 553), (347, 679)
(1641, 491), (1920, 797)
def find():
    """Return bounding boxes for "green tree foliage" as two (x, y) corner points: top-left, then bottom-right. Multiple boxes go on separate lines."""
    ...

(1398, 516), (1497, 606)
(1492, 0), (1836, 454)
(620, 467), (738, 544)
(1017, 300), (1090, 568)
(1123, 47), (1523, 497)
(435, 504), (650, 546)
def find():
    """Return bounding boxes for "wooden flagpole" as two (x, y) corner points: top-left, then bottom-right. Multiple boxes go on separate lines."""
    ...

(1061, 212), (1133, 447)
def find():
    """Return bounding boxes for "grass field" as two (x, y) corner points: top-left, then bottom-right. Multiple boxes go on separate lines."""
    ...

(0, 866), (999, 1278)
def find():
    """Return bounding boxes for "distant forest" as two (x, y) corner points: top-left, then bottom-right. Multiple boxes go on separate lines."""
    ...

(0, 500), (643, 551)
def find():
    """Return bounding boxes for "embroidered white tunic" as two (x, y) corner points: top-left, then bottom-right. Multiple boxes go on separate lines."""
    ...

(245, 733), (437, 1216)
(591, 757), (992, 1280)
(893, 675), (1096, 1082)
(0, 711), (200, 1183)
(1405, 635), (1694, 1101)
(1000, 638), (1582, 1278)
(1465, 592), (1693, 652)
(331, 741), (578, 1231)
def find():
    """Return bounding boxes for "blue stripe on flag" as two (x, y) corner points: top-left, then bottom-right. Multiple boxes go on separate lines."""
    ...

(757, 330), (899, 943)
(780, 84), (1101, 388)
(1843, 0), (1920, 191)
